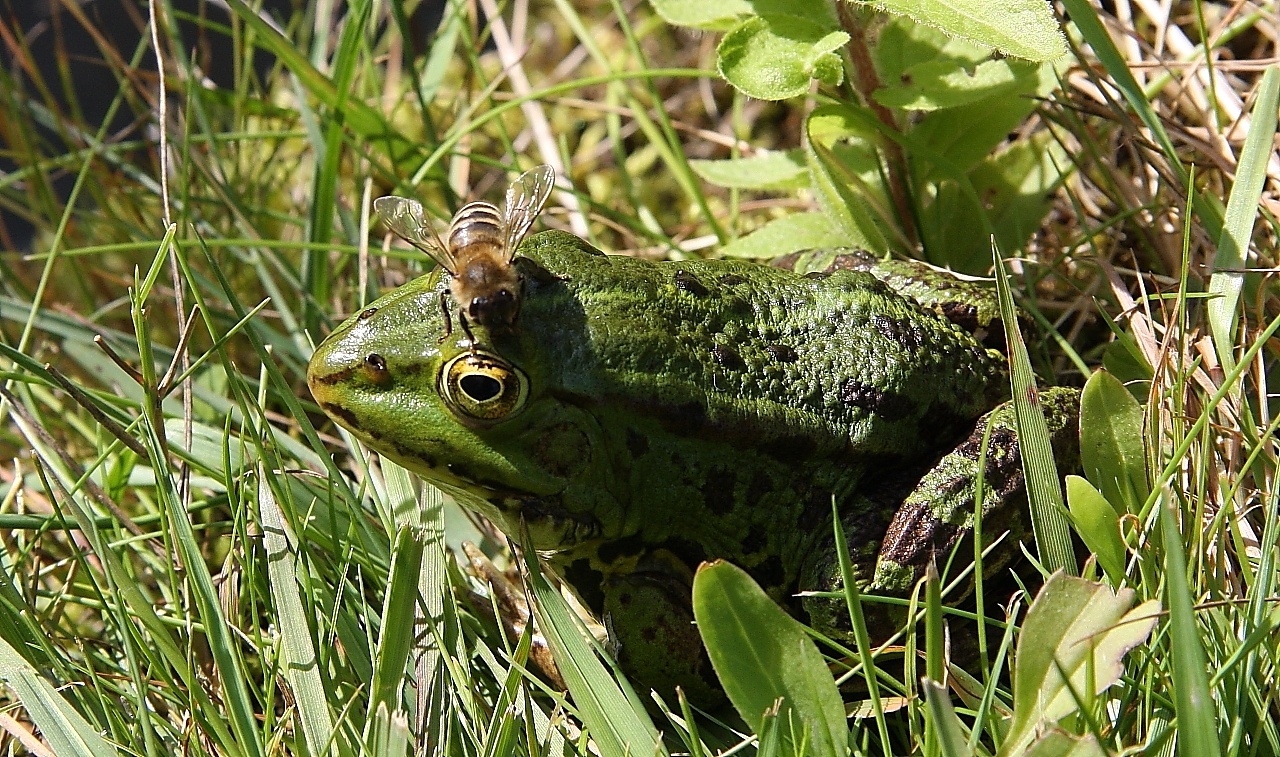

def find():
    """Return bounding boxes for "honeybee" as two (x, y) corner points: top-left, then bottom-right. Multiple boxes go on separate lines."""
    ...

(375, 164), (556, 337)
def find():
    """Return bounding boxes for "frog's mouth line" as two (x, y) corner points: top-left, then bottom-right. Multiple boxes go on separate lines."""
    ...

(318, 399), (555, 506)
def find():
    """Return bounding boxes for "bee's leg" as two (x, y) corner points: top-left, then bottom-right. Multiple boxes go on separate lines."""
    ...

(459, 312), (479, 353)
(435, 292), (453, 344)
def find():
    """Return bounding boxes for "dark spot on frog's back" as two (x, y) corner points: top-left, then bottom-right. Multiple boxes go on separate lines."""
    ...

(763, 433), (817, 462)
(719, 273), (746, 286)
(596, 535), (645, 565)
(939, 301), (981, 332)
(629, 399), (706, 436)
(750, 555), (786, 594)
(873, 314), (927, 351)
(799, 485), (832, 532)
(711, 344), (745, 371)
(625, 428), (649, 458)
(702, 469), (737, 516)
(840, 379), (916, 421)
(674, 269), (709, 297)
(764, 343), (798, 363)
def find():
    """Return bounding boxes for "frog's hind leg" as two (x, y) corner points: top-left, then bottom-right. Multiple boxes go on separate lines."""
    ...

(871, 386), (1080, 597)
(801, 387), (1080, 643)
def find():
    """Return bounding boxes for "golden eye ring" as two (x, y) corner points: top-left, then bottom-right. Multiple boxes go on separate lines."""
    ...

(439, 350), (529, 422)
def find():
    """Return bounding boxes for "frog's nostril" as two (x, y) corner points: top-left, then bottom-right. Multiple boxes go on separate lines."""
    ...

(460, 373), (501, 402)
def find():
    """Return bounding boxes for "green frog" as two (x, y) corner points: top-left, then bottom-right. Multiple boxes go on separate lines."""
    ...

(307, 230), (1079, 705)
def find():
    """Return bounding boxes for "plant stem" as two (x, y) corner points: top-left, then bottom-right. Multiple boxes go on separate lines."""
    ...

(837, 3), (917, 249)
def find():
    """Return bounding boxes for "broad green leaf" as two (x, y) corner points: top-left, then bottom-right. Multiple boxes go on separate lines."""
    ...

(647, 0), (753, 30)
(1099, 333), (1153, 391)
(910, 60), (1058, 177)
(717, 16), (848, 100)
(999, 573), (1160, 757)
(690, 150), (809, 190)
(1079, 370), (1149, 515)
(1065, 476), (1127, 585)
(692, 561), (846, 757)
(656, 0), (842, 31)
(874, 16), (991, 83)
(719, 213), (847, 258)
(1022, 729), (1109, 757)
(806, 105), (894, 253)
(921, 131), (1065, 271)
(855, 0), (1067, 62)
(875, 59), (1030, 111)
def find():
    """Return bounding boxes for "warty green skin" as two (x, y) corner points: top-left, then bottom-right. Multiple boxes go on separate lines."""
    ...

(308, 229), (1075, 704)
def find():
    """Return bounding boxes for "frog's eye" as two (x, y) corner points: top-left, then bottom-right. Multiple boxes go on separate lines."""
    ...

(363, 353), (391, 385)
(440, 350), (529, 423)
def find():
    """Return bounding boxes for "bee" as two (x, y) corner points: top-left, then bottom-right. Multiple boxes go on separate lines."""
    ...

(375, 164), (556, 338)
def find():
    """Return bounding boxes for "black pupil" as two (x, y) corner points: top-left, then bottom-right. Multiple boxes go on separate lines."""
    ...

(365, 353), (386, 371)
(460, 373), (502, 402)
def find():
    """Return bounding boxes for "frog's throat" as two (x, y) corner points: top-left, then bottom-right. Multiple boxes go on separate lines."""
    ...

(344, 428), (605, 551)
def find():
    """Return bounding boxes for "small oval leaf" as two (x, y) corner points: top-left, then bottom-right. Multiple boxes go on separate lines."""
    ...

(690, 150), (809, 190)
(692, 561), (845, 757)
(861, 0), (1067, 62)
(1080, 370), (1149, 515)
(717, 16), (848, 100)
(1065, 475), (1127, 584)
(718, 213), (846, 258)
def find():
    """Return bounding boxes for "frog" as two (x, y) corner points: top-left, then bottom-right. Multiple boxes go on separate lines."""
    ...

(307, 229), (1079, 706)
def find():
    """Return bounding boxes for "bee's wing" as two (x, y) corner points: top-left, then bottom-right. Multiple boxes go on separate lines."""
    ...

(501, 164), (556, 261)
(374, 195), (458, 274)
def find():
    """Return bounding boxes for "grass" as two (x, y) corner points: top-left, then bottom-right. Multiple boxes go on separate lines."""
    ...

(0, 0), (1278, 755)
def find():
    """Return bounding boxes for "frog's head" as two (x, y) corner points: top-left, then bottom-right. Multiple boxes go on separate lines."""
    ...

(307, 269), (613, 549)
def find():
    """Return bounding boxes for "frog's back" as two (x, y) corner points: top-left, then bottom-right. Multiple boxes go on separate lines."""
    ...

(504, 231), (1007, 464)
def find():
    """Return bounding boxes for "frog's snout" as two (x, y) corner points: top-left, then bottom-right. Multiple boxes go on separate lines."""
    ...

(305, 328), (380, 420)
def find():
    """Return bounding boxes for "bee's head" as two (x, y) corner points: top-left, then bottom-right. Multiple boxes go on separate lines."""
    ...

(456, 258), (523, 328)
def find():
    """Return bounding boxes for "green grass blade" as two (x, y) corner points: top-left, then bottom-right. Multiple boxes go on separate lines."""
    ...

(368, 524), (426, 722)
(259, 465), (340, 756)
(0, 635), (121, 757)
(1056, 0), (1222, 239)
(306, 0), (373, 334)
(517, 525), (666, 757)
(1207, 66), (1279, 364)
(993, 246), (1075, 575)
(1158, 491), (1223, 757)
(141, 424), (266, 757)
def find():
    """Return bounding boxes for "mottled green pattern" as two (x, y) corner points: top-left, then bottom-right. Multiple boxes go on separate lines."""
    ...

(308, 230), (1078, 704)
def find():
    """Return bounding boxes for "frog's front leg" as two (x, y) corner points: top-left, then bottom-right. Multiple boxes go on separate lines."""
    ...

(803, 386), (1080, 639)
(599, 551), (726, 708)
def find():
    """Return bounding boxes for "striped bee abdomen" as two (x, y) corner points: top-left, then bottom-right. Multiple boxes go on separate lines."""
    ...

(449, 202), (504, 257)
